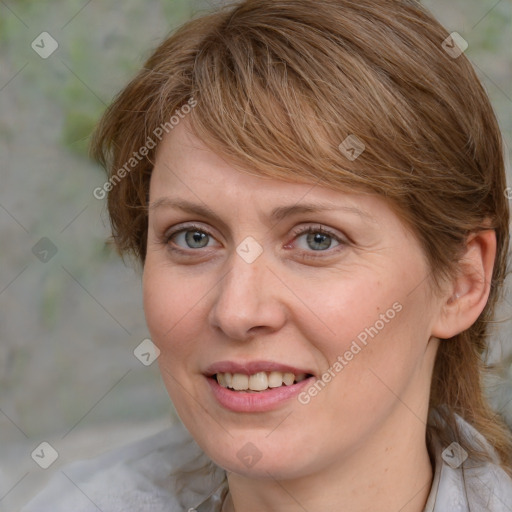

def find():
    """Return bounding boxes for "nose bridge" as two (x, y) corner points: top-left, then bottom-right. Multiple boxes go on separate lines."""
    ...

(209, 240), (285, 340)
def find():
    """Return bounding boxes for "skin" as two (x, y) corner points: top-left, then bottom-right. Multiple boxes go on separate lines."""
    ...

(143, 119), (495, 512)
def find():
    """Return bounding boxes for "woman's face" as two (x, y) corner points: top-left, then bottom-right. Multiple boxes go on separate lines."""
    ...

(143, 121), (443, 479)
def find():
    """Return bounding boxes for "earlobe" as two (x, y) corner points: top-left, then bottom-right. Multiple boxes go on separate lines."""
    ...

(431, 229), (496, 340)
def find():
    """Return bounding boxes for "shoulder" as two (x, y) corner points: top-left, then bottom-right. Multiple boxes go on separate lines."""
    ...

(21, 421), (227, 512)
(465, 460), (512, 511)
(426, 408), (512, 512)
(431, 451), (512, 512)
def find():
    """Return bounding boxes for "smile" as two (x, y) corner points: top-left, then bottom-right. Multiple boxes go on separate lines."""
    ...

(216, 371), (310, 392)
(205, 373), (316, 412)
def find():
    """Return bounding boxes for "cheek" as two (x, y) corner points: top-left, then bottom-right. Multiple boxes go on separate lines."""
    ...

(142, 264), (203, 355)
(142, 266), (205, 411)
(143, 269), (172, 341)
(306, 262), (431, 391)
(321, 291), (431, 409)
(304, 273), (403, 356)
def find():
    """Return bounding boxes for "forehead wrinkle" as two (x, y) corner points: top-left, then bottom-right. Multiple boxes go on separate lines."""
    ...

(148, 197), (376, 228)
(269, 202), (376, 223)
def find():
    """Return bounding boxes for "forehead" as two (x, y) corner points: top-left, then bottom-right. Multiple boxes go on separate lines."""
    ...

(153, 120), (308, 191)
(151, 119), (371, 210)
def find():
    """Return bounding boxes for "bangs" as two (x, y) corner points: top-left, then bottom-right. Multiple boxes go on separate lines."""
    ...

(152, 1), (441, 195)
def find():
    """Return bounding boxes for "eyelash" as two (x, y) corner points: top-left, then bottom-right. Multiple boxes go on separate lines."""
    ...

(163, 223), (347, 259)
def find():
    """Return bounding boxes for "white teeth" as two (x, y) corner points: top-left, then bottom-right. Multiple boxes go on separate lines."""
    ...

(216, 371), (310, 391)
(248, 372), (268, 391)
(268, 371), (284, 388)
(231, 373), (249, 390)
(217, 373), (227, 387)
(283, 372), (295, 386)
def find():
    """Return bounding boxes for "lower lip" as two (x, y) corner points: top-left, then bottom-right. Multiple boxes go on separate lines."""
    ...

(205, 375), (315, 412)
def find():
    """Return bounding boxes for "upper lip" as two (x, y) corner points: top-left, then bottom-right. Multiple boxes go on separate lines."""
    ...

(204, 360), (315, 377)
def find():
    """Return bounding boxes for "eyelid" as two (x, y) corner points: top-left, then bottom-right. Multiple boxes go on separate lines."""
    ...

(163, 222), (348, 257)
(286, 224), (348, 259)
(289, 224), (347, 244)
(164, 223), (219, 244)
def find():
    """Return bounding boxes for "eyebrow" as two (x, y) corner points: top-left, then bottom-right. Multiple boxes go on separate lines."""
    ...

(149, 198), (375, 225)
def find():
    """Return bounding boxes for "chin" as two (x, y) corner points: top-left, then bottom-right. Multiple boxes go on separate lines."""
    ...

(216, 455), (307, 480)
(200, 437), (317, 480)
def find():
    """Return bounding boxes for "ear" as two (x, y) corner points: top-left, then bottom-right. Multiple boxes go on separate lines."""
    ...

(431, 229), (496, 340)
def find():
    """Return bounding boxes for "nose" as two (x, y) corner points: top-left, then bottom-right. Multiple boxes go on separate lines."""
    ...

(208, 247), (287, 342)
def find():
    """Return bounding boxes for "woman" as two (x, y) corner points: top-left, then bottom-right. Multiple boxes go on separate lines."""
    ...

(22, 0), (512, 510)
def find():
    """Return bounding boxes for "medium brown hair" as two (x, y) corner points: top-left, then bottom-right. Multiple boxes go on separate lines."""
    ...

(91, 0), (512, 475)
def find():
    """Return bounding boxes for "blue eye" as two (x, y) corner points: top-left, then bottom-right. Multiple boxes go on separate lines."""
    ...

(293, 227), (341, 252)
(166, 225), (216, 250)
(289, 226), (346, 258)
(164, 223), (347, 259)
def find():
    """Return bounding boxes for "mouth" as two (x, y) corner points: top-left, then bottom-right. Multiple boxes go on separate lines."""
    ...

(210, 371), (314, 392)
(205, 371), (316, 412)
(203, 361), (317, 411)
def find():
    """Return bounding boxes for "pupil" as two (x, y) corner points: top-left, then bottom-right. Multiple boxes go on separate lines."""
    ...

(186, 230), (208, 248)
(308, 232), (331, 250)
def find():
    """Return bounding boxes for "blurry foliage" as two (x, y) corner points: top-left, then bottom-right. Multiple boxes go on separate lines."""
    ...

(1, 0), (196, 158)
(1, 0), (197, 332)
(475, 4), (511, 52)
(61, 110), (99, 157)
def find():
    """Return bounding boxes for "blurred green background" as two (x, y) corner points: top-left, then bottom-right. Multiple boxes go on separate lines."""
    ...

(0, 0), (511, 510)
